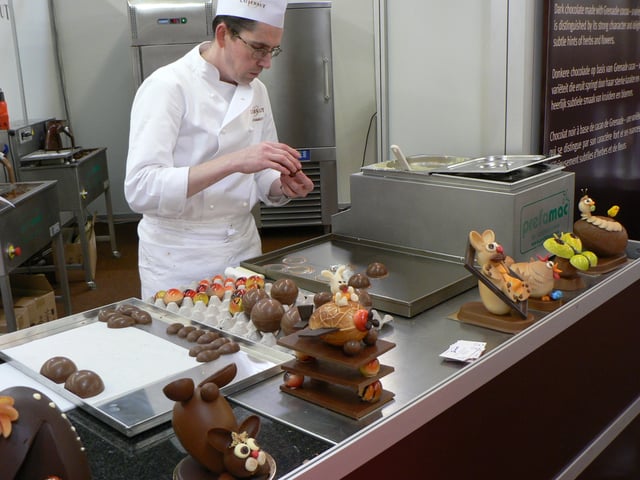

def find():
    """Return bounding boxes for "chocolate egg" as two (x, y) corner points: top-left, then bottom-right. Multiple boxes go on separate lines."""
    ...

(270, 278), (299, 305)
(250, 298), (285, 333)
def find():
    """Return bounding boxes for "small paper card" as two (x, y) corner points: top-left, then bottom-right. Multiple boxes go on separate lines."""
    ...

(440, 340), (487, 363)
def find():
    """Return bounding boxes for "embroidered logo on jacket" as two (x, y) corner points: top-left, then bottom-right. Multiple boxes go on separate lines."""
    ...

(250, 105), (265, 122)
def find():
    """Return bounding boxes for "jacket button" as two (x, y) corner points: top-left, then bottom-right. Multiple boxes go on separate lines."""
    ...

(209, 204), (215, 209)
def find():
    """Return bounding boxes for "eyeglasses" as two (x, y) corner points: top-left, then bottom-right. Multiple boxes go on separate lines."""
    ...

(231, 31), (282, 59)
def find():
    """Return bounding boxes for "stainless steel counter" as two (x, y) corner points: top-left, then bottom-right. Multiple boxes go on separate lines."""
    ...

(230, 241), (640, 478)
(1, 243), (639, 478)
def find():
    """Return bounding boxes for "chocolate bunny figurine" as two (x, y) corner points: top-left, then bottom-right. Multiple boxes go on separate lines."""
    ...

(163, 363), (271, 479)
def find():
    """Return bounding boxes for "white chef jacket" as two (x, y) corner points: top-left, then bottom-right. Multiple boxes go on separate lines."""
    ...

(125, 43), (288, 299)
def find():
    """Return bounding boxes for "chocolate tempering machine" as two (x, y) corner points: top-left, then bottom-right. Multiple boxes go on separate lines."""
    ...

(243, 154), (575, 318)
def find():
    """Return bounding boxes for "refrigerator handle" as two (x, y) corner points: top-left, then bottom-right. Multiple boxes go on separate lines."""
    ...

(323, 57), (331, 101)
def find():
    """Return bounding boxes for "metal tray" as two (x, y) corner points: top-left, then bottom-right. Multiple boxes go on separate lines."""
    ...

(362, 155), (469, 173)
(21, 148), (82, 163)
(242, 234), (476, 317)
(431, 154), (561, 174)
(0, 298), (292, 437)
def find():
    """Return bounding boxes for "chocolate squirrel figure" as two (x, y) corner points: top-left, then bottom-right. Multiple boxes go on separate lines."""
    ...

(0, 386), (92, 480)
(163, 363), (271, 479)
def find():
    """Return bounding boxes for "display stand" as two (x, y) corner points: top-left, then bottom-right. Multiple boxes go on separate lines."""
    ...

(277, 330), (395, 419)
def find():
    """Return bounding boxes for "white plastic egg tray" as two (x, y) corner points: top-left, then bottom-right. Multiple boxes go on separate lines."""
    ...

(144, 276), (393, 350)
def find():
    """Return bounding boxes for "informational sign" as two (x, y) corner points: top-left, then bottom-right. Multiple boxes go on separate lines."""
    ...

(543, 0), (640, 238)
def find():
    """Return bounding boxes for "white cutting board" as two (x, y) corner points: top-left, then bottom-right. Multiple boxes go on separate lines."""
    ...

(3, 322), (199, 405)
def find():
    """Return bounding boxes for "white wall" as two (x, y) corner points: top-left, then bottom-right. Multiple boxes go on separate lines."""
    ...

(52, 0), (137, 216)
(0, 0), (65, 126)
(379, 0), (541, 159)
(0, 1), (24, 124)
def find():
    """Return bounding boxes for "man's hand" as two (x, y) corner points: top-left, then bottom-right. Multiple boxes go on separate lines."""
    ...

(279, 169), (314, 198)
(237, 141), (302, 176)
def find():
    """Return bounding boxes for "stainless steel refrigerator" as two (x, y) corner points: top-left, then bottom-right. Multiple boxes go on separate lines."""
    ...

(128, 0), (338, 230)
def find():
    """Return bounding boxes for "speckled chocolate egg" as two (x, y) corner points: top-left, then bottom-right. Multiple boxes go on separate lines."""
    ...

(269, 278), (299, 305)
(250, 298), (285, 333)
(242, 287), (268, 316)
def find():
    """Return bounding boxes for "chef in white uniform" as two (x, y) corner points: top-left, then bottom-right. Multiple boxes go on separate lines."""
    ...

(125, 0), (314, 300)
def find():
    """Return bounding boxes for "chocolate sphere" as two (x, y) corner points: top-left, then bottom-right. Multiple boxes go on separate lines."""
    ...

(270, 278), (299, 305)
(250, 298), (285, 333)
(242, 287), (268, 316)
(40, 356), (78, 384)
(348, 273), (371, 289)
(313, 291), (333, 308)
(366, 262), (388, 278)
(281, 307), (302, 336)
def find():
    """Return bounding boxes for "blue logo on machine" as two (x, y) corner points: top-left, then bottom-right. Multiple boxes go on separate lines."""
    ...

(298, 149), (311, 161)
(520, 190), (572, 254)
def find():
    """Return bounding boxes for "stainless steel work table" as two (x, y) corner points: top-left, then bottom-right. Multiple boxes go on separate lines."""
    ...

(230, 241), (640, 479)
(1, 243), (639, 479)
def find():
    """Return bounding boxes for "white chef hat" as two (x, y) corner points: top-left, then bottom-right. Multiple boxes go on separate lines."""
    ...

(215, 0), (288, 29)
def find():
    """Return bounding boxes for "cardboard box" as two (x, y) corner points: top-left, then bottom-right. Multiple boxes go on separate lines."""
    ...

(0, 274), (57, 327)
(54, 215), (97, 282)
(0, 306), (29, 333)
